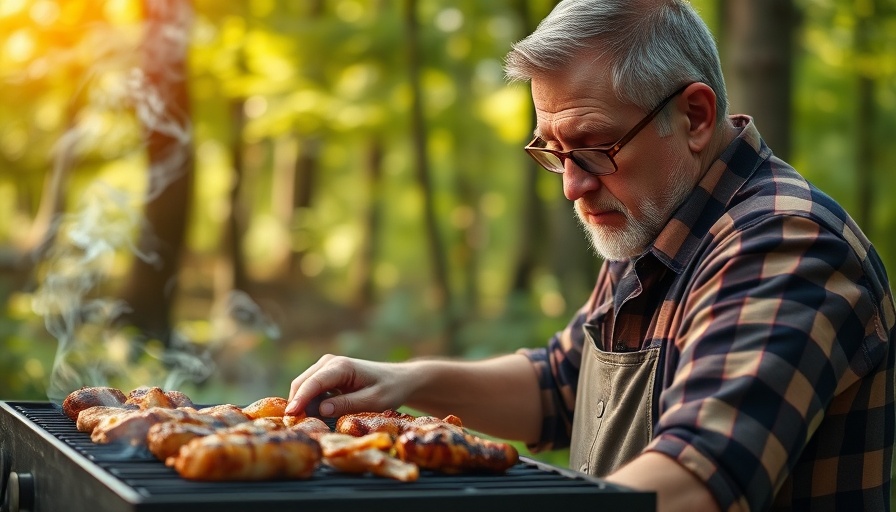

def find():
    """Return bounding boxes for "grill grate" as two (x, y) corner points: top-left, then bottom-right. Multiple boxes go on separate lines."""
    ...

(2, 402), (656, 512)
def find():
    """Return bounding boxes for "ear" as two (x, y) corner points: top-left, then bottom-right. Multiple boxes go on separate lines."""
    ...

(679, 82), (716, 153)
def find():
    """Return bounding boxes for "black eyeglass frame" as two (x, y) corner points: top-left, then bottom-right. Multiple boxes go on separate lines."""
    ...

(524, 83), (691, 176)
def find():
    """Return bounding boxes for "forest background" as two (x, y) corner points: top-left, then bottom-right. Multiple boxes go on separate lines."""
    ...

(1, 0), (894, 468)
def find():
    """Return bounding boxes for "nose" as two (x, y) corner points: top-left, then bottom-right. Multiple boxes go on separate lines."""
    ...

(561, 159), (602, 202)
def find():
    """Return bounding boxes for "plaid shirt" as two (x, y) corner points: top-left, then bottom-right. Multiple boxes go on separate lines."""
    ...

(520, 116), (896, 511)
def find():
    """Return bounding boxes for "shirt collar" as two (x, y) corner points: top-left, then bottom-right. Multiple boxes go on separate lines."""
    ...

(647, 115), (773, 273)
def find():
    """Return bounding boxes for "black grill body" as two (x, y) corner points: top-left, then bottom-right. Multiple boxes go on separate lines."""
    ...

(0, 401), (655, 512)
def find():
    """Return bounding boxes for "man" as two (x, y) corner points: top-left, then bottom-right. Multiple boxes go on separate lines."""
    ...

(286, 1), (895, 510)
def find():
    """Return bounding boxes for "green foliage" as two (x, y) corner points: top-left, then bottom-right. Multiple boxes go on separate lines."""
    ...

(0, 297), (57, 400)
(0, 2), (894, 480)
(792, 0), (896, 265)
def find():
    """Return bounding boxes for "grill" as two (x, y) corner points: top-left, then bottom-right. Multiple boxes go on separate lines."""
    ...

(1, 401), (655, 512)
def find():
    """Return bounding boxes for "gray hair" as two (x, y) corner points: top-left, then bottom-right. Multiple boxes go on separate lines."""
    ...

(504, 0), (728, 130)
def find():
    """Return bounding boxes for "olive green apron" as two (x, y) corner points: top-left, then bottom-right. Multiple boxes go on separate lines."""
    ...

(569, 323), (661, 476)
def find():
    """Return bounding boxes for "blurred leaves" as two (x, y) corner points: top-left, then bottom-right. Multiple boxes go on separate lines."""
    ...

(0, 0), (894, 427)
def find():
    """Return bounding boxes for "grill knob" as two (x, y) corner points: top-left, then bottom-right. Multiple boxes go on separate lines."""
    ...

(3, 472), (34, 512)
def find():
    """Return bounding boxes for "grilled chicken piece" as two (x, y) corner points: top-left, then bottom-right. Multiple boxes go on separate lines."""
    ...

(148, 417), (284, 462)
(62, 387), (127, 421)
(172, 428), (322, 481)
(125, 386), (167, 408)
(91, 407), (229, 445)
(286, 417), (331, 439)
(336, 409), (464, 438)
(76, 404), (138, 433)
(232, 414), (331, 438)
(152, 417), (330, 460)
(63, 386), (196, 424)
(282, 415), (307, 428)
(317, 432), (417, 481)
(242, 397), (288, 419)
(325, 448), (419, 482)
(92, 407), (185, 445)
(147, 421), (217, 461)
(394, 423), (519, 474)
(226, 418), (285, 434)
(164, 390), (195, 409)
(125, 386), (196, 410)
(196, 404), (251, 426)
(318, 432), (393, 457)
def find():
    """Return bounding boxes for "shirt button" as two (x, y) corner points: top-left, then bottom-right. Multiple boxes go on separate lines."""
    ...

(580, 464), (589, 473)
(595, 400), (605, 417)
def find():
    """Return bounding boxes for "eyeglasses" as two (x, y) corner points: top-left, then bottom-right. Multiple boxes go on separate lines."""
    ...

(524, 83), (690, 176)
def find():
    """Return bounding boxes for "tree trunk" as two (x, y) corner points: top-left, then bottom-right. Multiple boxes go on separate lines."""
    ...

(23, 114), (79, 259)
(352, 137), (384, 309)
(217, 97), (249, 293)
(116, 0), (195, 346)
(446, 26), (481, 320)
(722, 0), (797, 160)
(269, 137), (296, 280)
(510, 0), (548, 295)
(288, 137), (321, 277)
(854, 3), (877, 232)
(271, 0), (326, 283)
(510, 0), (594, 312)
(404, 0), (457, 351)
(16, 85), (86, 291)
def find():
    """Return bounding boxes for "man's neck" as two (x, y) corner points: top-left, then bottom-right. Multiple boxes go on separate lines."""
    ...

(699, 118), (740, 175)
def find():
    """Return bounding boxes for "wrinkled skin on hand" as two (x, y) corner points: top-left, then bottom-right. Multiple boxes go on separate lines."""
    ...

(286, 355), (413, 418)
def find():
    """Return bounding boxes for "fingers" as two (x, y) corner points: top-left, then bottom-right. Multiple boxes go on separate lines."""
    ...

(299, 389), (341, 417)
(287, 354), (333, 402)
(285, 356), (405, 418)
(285, 354), (340, 415)
(317, 385), (383, 418)
(286, 355), (376, 416)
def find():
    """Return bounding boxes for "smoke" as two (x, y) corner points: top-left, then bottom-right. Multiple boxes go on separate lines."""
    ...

(207, 291), (282, 400)
(32, 183), (213, 404)
(30, 0), (277, 405)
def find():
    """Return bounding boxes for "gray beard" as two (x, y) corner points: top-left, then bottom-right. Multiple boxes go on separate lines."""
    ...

(576, 165), (695, 262)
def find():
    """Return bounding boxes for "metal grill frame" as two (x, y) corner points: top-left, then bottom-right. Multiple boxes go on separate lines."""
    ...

(1, 401), (656, 512)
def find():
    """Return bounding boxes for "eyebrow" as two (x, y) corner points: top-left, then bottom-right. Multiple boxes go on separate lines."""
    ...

(534, 118), (618, 145)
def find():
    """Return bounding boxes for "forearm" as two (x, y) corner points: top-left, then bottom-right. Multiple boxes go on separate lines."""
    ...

(403, 353), (542, 443)
(605, 452), (720, 512)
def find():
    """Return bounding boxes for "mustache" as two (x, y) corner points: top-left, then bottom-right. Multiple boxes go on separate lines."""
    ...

(575, 196), (626, 216)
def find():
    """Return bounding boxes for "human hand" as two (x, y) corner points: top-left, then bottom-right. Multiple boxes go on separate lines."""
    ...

(284, 354), (411, 417)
